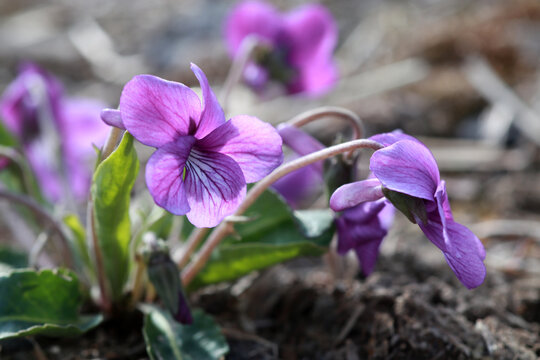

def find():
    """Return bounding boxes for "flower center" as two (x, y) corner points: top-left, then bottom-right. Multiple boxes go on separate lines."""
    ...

(253, 44), (296, 85)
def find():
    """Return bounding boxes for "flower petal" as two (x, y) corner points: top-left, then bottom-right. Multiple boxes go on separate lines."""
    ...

(120, 75), (201, 148)
(271, 153), (323, 209)
(190, 64), (226, 139)
(278, 123), (324, 161)
(286, 60), (337, 96)
(198, 115), (283, 183)
(330, 178), (384, 212)
(184, 147), (246, 228)
(443, 222), (486, 289)
(354, 240), (384, 277)
(369, 130), (421, 147)
(100, 108), (125, 130)
(145, 137), (195, 216)
(370, 140), (440, 200)
(418, 211), (486, 288)
(281, 4), (337, 68)
(224, 0), (282, 56)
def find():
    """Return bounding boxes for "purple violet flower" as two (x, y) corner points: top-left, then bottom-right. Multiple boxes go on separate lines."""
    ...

(0, 63), (109, 202)
(271, 123), (325, 208)
(225, 1), (338, 96)
(330, 131), (486, 289)
(271, 124), (394, 274)
(101, 64), (283, 228)
(336, 197), (394, 276)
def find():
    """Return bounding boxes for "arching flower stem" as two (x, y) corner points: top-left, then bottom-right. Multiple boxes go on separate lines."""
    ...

(181, 138), (383, 285)
(286, 106), (364, 141)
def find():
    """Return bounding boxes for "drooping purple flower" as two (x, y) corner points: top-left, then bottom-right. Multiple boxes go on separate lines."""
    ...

(225, 1), (338, 96)
(336, 197), (394, 276)
(102, 63), (283, 228)
(0, 63), (109, 202)
(331, 131), (486, 289)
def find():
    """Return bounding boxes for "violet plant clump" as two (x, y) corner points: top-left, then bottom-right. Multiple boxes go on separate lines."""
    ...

(0, 3), (489, 357)
(225, 0), (338, 96)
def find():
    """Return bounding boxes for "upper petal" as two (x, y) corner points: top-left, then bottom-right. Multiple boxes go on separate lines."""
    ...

(370, 140), (440, 200)
(281, 4), (337, 68)
(198, 115), (283, 183)
(184, 147), (246, 228)
(369, 130), (421, 147)
(120, 75), (202, 148)
(190, 64), (226, 139)
(330, 178), (384, 212)
(100, 108), (125, 130)
(145, 137), (195, 216)
(224, 0), (282, 57)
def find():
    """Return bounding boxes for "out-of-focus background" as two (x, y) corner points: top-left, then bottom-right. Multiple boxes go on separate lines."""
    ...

(1, 0), (540, 359)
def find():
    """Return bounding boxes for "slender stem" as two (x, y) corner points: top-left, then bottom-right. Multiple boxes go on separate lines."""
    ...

(219, 35), (259, 110)
(100, 127), (124, 162)
(87, 200), (111, 313)
(0, 145), (38, 198)
(177, 227), (210, 269)
(129, 254), (146, 309)
(287, 106), (365, 140)
(0, 189), (74, 268)
(181, 139), (383, 285)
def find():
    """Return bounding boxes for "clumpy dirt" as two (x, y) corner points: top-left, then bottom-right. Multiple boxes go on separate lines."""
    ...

(5, 241), (538, 360)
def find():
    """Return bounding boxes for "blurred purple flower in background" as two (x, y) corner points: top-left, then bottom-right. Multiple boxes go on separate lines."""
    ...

(102, 63), (283, 228)
(0, 63), (109, 202)
(225, 1), (338, 96)
(331, 131), (486, 289)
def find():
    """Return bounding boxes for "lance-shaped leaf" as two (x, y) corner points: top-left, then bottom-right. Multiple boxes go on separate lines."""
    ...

(189, 190), (334, 289)
(143, 307), (228, 360)
(91, 132), (139, 301)
(0, 269), (102, 340)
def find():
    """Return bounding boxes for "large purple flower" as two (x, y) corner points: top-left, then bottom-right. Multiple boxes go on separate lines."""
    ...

(102, 64), (283, 228)
(331, 131), (486, 289)
(225, 1), (338, 96)
(0, 63), (109, 202)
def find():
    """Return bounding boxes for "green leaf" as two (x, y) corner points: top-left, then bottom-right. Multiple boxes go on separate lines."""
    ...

(63, 214), (93, 278)
(190, 190), (335, 289)
(0, 122), (17, 147)
(0, 269), (102, 340)
(0, 246), (28, 274)
(143, 307), (228, 360)
(91, 132), (139, 301)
